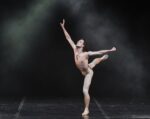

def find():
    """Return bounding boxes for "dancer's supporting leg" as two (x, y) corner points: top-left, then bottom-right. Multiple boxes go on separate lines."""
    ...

(82, 54), (109, 116)
(82, 68), (93, 116)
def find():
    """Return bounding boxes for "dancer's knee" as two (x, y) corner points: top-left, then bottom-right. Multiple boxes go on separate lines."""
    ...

(83, 88), (89, 96)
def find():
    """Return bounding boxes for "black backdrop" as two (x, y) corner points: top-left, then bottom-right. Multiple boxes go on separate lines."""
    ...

(0, 0), (150, 98)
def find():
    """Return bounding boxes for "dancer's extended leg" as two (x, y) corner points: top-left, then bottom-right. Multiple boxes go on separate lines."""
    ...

(89, 54), (109, 69)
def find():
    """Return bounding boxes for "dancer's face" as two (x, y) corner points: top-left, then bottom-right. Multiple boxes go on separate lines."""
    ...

(76, 39), (85, 48)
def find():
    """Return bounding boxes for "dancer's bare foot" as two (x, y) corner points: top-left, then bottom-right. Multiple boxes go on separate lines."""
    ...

(111, 47), (116, 51)
(103, 54), (109, 60)
(82, 109), (89, 116)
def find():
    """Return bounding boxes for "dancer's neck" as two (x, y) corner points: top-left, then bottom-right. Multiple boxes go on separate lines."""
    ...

(76, 46), (83, 53)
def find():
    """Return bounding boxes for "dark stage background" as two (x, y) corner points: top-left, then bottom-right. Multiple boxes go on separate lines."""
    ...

(0, 0), (150, 98)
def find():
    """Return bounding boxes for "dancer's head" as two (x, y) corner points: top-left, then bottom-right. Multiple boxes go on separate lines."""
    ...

(76, 39), (85, 48)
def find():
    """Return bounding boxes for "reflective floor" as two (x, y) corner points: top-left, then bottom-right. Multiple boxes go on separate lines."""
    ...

(0, 97), (150, 119)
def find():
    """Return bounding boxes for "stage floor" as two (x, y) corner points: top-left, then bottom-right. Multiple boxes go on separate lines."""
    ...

(0, 97), (150, 119)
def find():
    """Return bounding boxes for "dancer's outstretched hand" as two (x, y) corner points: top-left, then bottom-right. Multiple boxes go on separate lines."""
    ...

(60, 19), (65, 27)
(111, 47), (116, 51)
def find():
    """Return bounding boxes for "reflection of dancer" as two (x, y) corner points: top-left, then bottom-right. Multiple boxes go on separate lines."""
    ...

(60, 19), (116, 116)
(82, 115), (89, 119)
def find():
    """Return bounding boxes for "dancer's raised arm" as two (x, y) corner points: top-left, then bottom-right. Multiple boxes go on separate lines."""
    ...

(88, 47), (116, 56)
(60, 19), (76, 49)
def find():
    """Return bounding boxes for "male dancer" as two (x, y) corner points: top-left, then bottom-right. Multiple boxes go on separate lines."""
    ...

(60, 19), (116, 116)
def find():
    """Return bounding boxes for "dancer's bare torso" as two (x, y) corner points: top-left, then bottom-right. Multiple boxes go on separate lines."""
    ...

(74, 48), (89, 75)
